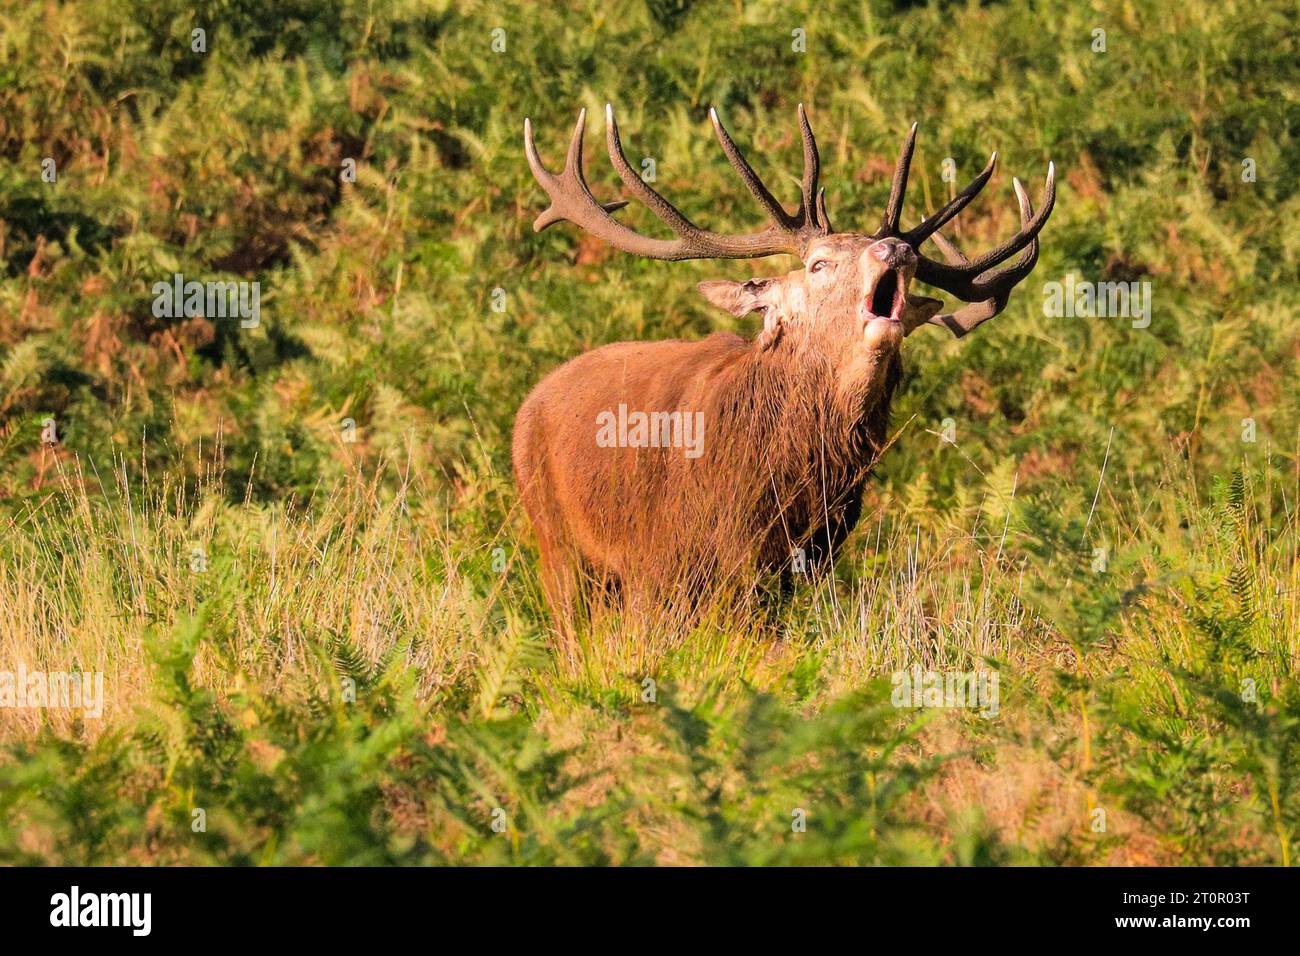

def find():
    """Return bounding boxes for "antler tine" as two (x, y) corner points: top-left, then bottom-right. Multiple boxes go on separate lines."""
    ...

(708, 107), (796, 229)
(527, 111), (627, 233)
(525, 106), (813, 261)
(916, 162), (1056, 296)
(878, 122), (917, 237)
(927, 226), (970, 266)
(523, 116), (554, 190)
(926, 175), (1043, 337)
(973, 177), (1041, 292)
(797, 103), (821, 229)
(564, 107), (587, 180)
(605, 104), (700, 238)
(904, 151), (997, 245)
(964, 162), (1054, 276)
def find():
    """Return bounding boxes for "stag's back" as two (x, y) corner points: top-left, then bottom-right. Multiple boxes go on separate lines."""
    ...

(512, 332), (755, 590)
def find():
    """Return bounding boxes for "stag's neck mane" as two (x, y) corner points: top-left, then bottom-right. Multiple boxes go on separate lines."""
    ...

(713, 333), (902, 503)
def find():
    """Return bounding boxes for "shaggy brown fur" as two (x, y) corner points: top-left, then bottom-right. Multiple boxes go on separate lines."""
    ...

(515, 108), (1054, 621)
(514, 236), (928, 619)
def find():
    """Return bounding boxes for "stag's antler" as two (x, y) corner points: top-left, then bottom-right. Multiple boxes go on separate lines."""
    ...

(873, 126), (1056, 337)
(525, 107), (1054, 334)
(524, 104), (830, 260)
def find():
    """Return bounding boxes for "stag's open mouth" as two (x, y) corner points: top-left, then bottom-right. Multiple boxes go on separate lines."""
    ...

(865, 269), (906, 322)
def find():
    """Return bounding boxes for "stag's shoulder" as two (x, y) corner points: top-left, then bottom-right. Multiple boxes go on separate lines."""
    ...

(519, 333), (753, 423)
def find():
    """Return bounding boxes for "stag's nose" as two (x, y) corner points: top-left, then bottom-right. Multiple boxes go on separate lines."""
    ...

(868, 238), (917, 270)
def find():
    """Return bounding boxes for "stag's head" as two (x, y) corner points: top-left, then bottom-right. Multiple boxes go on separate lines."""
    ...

(525, 104), (1055, 380)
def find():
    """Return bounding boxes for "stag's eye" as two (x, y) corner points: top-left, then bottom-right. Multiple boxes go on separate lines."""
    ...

(808, 259), (833, 274)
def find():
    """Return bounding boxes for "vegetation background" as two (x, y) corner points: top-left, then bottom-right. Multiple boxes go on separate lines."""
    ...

(0, 0), (1296, 864)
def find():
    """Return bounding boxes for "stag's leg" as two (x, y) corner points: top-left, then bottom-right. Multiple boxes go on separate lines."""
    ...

(535, 533), (584, 629)
(515, 467), (588, 630)
(806, 494), (863, 573)
(514, 401), (584, 630)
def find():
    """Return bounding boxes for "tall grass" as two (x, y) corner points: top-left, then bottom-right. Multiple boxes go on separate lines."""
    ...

(1, 435), (1296, 863)
(1, 0), (1297, 863)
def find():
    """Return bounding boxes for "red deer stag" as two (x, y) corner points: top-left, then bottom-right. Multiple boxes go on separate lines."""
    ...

(514, 104), (1055, 620)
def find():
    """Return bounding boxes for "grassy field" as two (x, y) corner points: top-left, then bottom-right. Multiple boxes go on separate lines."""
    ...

(0, 0), (1297, 865)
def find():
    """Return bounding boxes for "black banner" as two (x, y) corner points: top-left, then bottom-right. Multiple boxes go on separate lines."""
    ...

(0, 866), (1286, 942)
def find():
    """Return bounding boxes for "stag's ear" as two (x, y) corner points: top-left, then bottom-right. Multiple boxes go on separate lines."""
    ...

(902, 294), (945, 336)
(697, 278), (773, 317)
